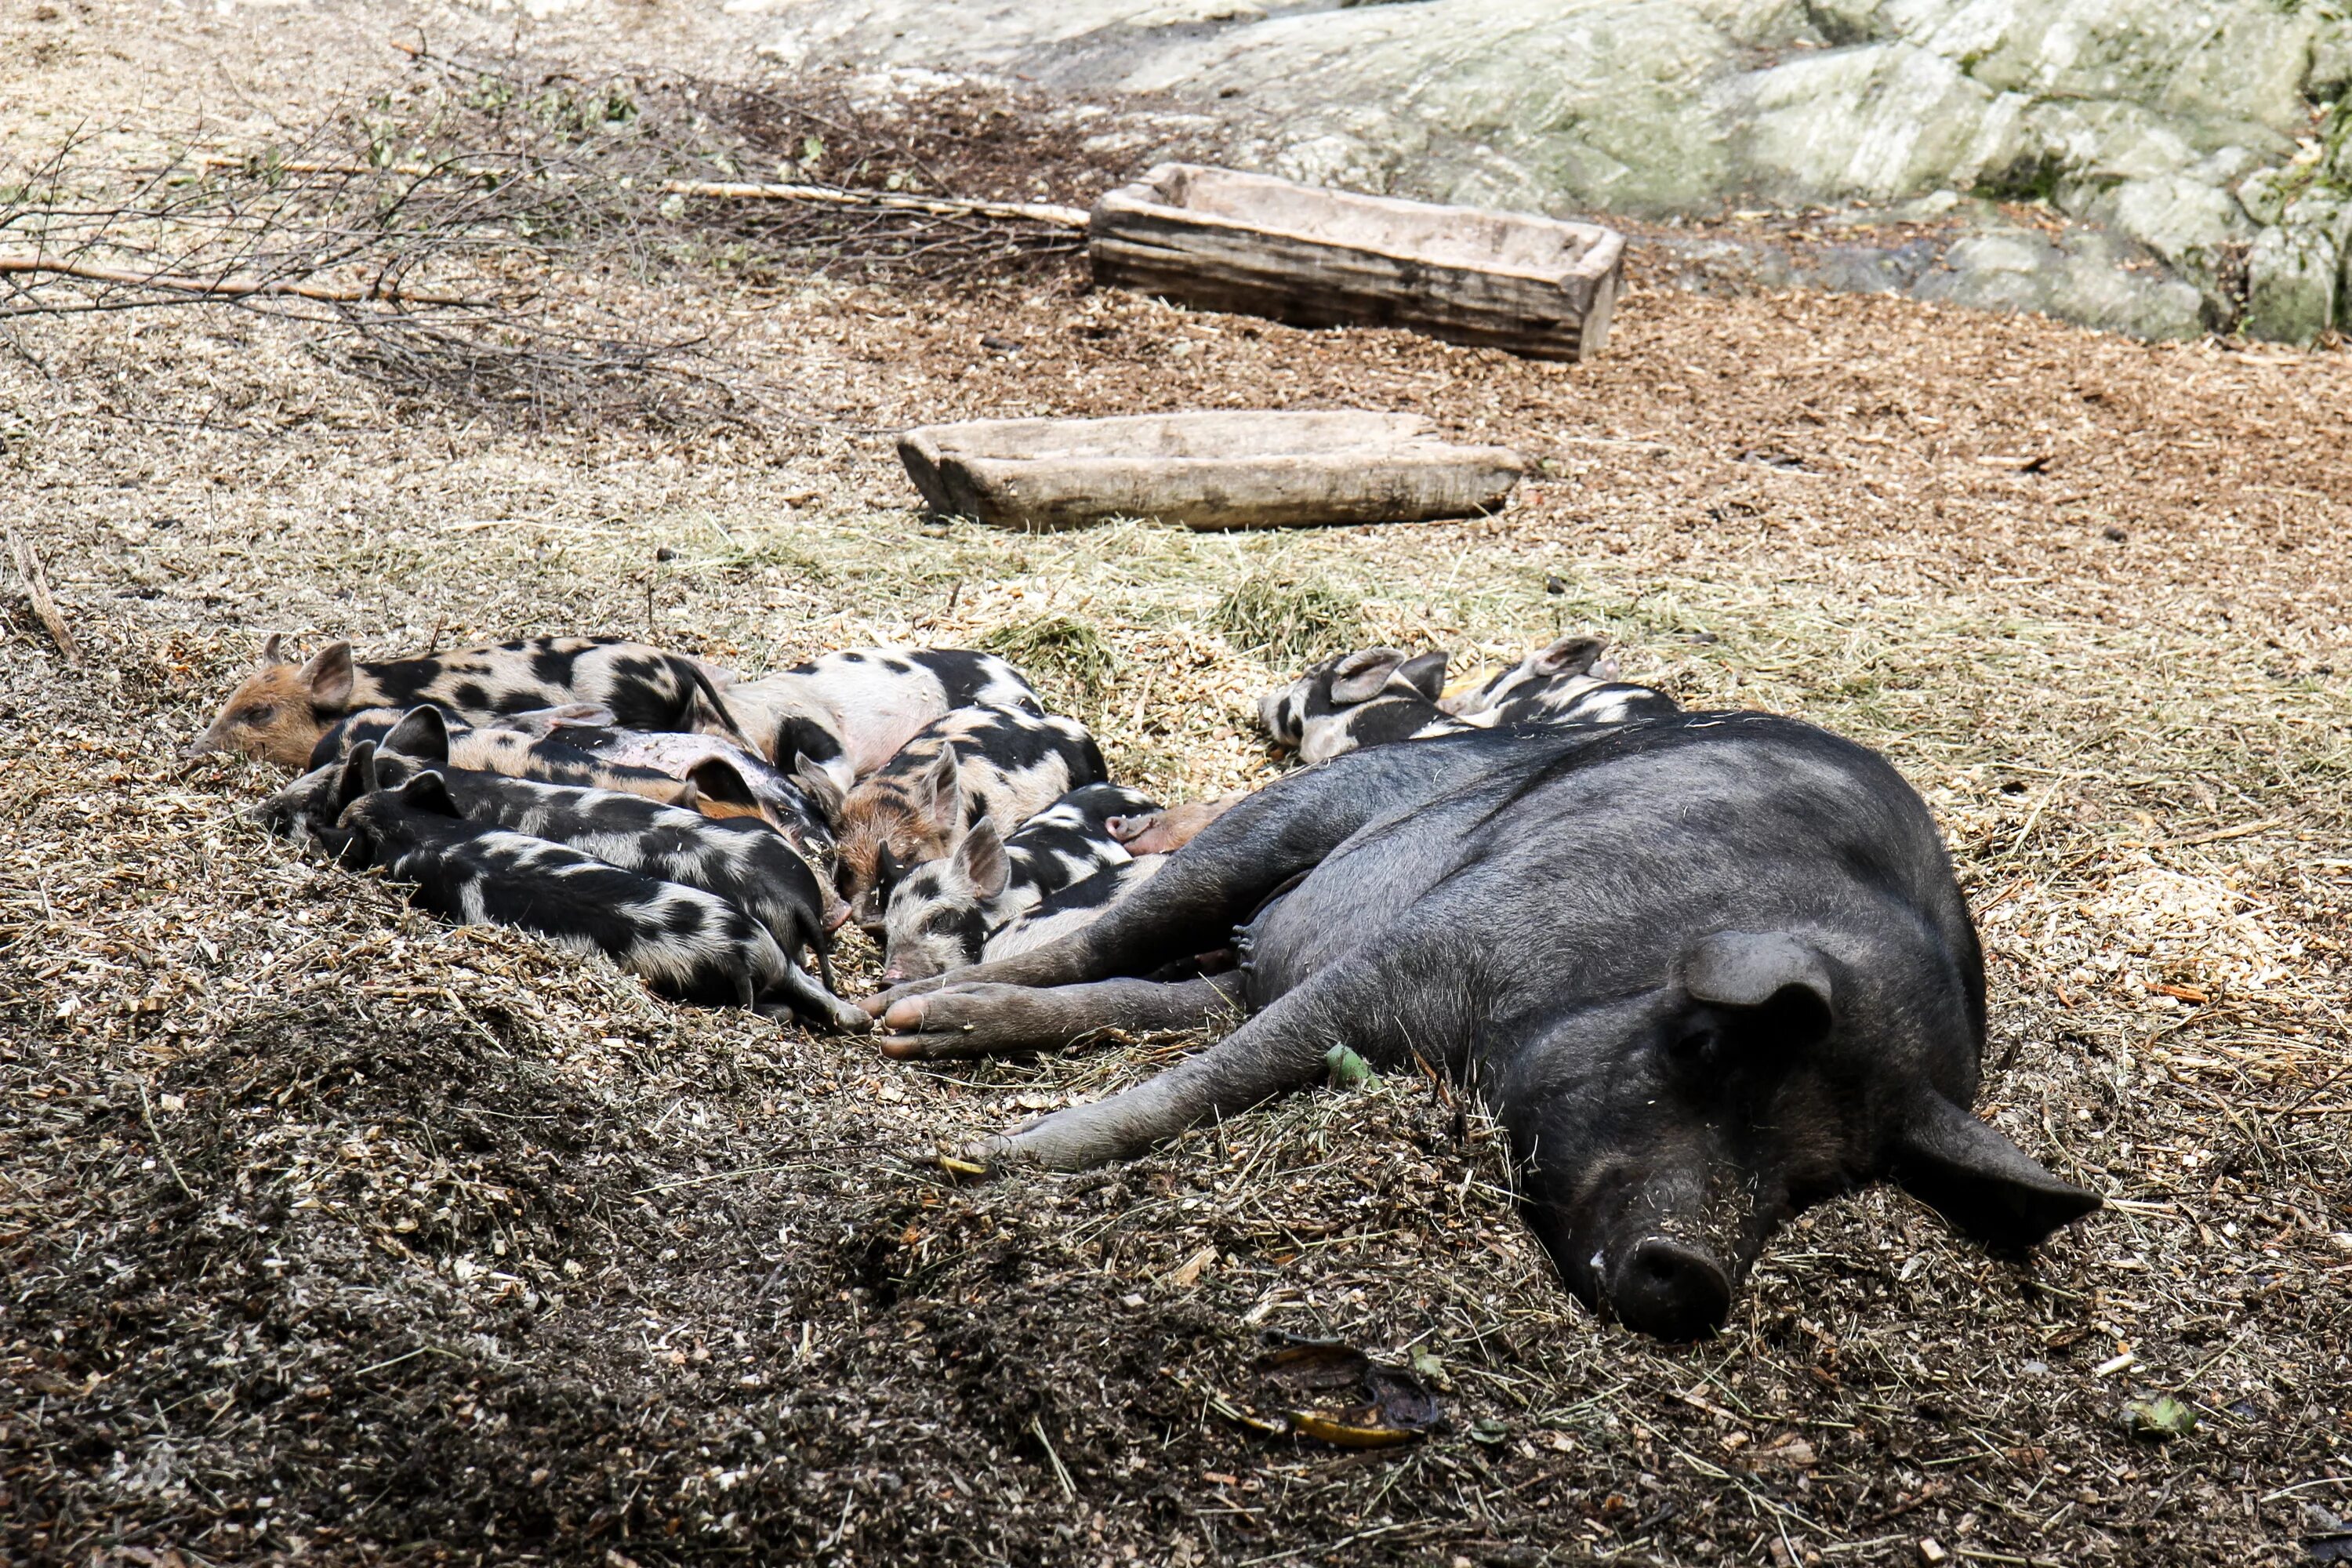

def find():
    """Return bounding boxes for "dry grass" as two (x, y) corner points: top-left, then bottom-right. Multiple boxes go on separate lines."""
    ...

(5, 18), (2352, 1568)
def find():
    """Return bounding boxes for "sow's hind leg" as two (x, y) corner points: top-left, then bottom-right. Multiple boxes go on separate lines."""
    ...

(866, 732), (1518, 1019)
(963, 955), (1392, 1172)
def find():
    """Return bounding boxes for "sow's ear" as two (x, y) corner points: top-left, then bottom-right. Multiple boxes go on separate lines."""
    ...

(1682, 929), (1835, 1044)
(382, 704), (452, 764)
(909, 747), (963, 833)
(684, 681), (749, 745)
(1893, 1095), (2102, 1251)
(334, 740), (380, 814)
(950, 818), (1011, 900)
(393, 769), (463, 819)
(299, 641), (356, 710)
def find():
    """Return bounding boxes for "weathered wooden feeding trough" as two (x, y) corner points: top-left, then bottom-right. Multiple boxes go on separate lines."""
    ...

(897, 410), (1526, 532)
(1088, 164), (1624, 361)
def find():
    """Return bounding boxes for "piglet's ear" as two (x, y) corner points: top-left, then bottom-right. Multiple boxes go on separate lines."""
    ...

(260, 633), (289, 667)
(382, 704), (451, 764)
(1533, 634), (1606, 678)
(334, 740), (379, 814)
(951, 819), (1010, 900)
(685, 755), (759, 811)
(1683, 929), (1834, 1044)
(911, 748), (963, 833)
(791, 758), (847, 826)
(394, 769), (463, 819)
(1329, 648), (1407, 705)
(1395, 650), (1449, 702)
(684, 681), (748, 745)
(300, 641), (356, 710)
(1891, 1094), (2103, 1252)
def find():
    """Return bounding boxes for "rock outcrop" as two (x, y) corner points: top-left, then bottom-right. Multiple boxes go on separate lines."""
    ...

(754, 0), (2352, 340)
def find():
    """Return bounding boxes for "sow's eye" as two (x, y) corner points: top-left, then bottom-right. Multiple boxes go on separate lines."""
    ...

(1665, 1021), (1723, 1076)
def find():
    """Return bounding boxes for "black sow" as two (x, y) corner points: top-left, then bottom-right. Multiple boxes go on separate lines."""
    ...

(866, 714), (2101, 1340)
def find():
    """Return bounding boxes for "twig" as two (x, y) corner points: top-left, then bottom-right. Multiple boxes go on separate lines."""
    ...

(137, 1081), (196, 1201)
(0, 255), (480, 307)
(9, 529), (83, 666)
(187, 158), (1095, 227)
(660, 180), (1090, 230)
(1030, 1414), (1078, 1500)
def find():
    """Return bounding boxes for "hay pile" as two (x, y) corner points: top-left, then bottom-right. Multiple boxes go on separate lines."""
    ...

(3, 16), (2350, 1567)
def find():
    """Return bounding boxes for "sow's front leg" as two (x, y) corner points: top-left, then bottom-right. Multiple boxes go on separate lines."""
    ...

(964, 954), (1389, 1171)
(865, 731), (1526, 1024)
(880, 974), (1245, 1062)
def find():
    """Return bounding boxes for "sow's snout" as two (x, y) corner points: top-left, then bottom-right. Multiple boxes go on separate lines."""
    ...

(1606, 1235), (1734, 1342)
(1536, 1174), (1757, 1344)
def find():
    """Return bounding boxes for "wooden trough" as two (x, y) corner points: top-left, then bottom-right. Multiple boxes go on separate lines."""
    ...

(896, 409), (1526, 532)
(1088, 164), (1624, 362)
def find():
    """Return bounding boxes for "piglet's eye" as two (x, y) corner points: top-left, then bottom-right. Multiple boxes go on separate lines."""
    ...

(241, 704), (276, 724)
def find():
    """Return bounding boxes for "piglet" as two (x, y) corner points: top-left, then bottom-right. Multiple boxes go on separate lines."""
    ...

(821, 703), (1108, 927)
(334, 770), (856, 1025)
(190, 633), (741, 768)
(260, 738), (858, 978)
(877, 783), (1159, 983)
(456, 703), (835, 871)
(980, 854), (1169, 967)
(1438, 634), (1679, 728)
(1107, 792), (1247, 857)
(307, 706), (702, 815)
(720, 648), (1042, 797)
(1258, 648), (1468, 764)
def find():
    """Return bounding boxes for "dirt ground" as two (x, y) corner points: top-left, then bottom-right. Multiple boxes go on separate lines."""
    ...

(4, 5), (2350, 1566)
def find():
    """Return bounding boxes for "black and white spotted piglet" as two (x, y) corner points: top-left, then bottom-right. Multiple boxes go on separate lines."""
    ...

(876, 783), (1160, 984)
(368, 704), (837, 896)
(1258, 648), (1468, 764)
(261, 739), (860, 1019)
(1442, 635), (1680, 728)
(1260, 644), (1681, 764)
(980, 853), (1170, 967)
(314, 764), (868, 1029)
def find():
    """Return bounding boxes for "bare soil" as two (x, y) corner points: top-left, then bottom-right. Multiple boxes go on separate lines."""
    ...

(3, 5), (2350, 1566)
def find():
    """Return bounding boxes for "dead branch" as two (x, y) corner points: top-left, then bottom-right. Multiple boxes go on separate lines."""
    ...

(9, 529), (84, 667)
(659, 180), (1089, 229)
(0, 255), (482, 309)
(188, 158), (1093, 230)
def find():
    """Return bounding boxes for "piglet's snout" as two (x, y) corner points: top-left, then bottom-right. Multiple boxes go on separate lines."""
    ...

(1606, 1236), (1732, 1342)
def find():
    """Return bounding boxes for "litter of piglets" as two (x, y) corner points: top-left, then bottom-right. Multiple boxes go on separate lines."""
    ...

(195, 627), (1657, 1028)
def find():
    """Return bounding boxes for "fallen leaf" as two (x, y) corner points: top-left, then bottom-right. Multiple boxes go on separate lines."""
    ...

(1752, 1435), (1818, 1469)
(2125, 1395), (2198, 1441)
(1169, 1246), (1218, 1288)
